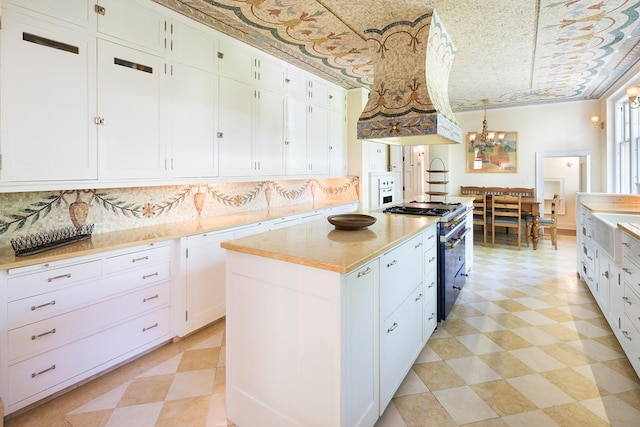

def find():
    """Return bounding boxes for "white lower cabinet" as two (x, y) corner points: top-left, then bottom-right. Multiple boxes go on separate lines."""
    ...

(1, 242), (173, 415)
(619, 232), (640, 377)
(225, 223), (438, 427)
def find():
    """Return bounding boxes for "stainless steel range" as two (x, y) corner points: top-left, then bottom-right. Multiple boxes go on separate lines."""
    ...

(383, 201), (472, 321)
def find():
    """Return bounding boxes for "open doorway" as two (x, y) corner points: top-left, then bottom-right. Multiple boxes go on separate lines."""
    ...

(535, 151), (591, 233)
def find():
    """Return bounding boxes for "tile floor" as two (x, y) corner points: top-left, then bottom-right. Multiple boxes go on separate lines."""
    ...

(5, 233), (640, 427)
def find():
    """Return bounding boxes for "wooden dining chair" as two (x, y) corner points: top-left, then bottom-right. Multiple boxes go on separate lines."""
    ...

(492, 194), (522, 250)
(538, 194), (559, 250)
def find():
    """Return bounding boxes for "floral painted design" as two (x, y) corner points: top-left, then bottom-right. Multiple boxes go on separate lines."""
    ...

(0, 177), (359, 244)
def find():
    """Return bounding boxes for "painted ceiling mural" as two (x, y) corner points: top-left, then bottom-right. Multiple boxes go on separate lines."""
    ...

(154, 0), (640, 111)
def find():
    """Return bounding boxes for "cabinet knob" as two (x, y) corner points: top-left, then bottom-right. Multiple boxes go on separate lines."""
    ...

(217, 132), (224, 138)
(94, 117), (105, 125)
(217, 52), (224, 59)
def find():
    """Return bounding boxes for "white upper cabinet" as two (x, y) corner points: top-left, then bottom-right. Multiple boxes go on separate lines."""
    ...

(284, 65), (308, 99)
(0, 10), (98, 182)
(285, 97), (309, 175)
(168, 19), (218, 72)
(168, 63), (218, 178)
(329, 109), (347, 176)
(97, 40), (165, 180)
(254, 54), (285, 94)
(95, 0), (166, 54)
(307, 105), (330, 175)
(217, 38), (254, 84)
(3, 0), (94, 29)
(253, 89), (286, 176)
(218, 77), (255, 177)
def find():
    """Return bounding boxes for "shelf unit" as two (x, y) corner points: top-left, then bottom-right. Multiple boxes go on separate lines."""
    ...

(425, 157), (449, 201)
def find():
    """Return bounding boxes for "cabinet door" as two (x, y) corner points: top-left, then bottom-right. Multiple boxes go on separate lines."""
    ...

(285, 97), (309, 175)
(184, 231), (233, 334)
(97, 40), (165, 180)
(328, 109), (346, 176)
(284, 66), (308, 99)
(254, 89), (285, 176)
(343, 261), (379, 427)
(169, 63), (218, 178)
(254, 54), (284, 93)
(0, 12), (97, 182)
(218, 76), (255, 176)
(169, 18), (217, 72)
(308, 105), (330, 175)
(217, 37), (253, 84)
(96, 0), (166, 54)
(3, 0), (94, 29)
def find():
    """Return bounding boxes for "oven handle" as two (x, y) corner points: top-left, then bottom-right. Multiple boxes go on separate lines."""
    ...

(443, 206), (474, 228)
(445, 227), (471, 250)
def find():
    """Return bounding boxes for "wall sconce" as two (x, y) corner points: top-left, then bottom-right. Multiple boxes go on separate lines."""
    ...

(590, 115), (604, 129)
(626, 85), (640, 109)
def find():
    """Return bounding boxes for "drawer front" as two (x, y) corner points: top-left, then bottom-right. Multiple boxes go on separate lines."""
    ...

(422, 226), (437, 251)
(380, 285), (423, 410)
(7, 260), (102, 300)
(7, 306), (171, 407)
(623, 233), (640, 267)
(8, 281), (170, 361)
(620, 313), (640, 368)
(423, 291), (437, 342)
(104, 243), (171, 274)
(622, 256), (640, 294)
(380, 235), (422, 319)
(624, 284), (640, 332)
(8, 262), (170, 328)
(423, 245), (437, 280)
(424, 268), (437, 299)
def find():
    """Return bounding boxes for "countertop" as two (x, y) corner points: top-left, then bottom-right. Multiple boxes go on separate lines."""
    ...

(220, 212), (438, 274)
(582, 202), (640, 214)
(619, 223), (640, 240)
(0, 201), (356, 271)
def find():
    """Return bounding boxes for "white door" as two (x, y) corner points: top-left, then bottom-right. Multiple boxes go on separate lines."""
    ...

(308, 105), (330, 175)
(328, 109), (346, 176)
(169, 63), (218, 178)
(285, 97), (308, 175)
(218, 76), (254, 176)
(0, 12), (97, 182)
(254, 89), (285, 176)
(97, 40), (165, 180)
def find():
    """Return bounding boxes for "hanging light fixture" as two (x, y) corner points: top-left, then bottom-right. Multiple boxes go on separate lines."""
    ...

(468, 99), (505, 150)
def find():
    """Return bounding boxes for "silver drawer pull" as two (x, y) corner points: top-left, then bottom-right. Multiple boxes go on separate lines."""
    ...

(31, 300), (56, 311)
(132, 256), (149, 263)
(428, 314), (435, 320)
(142, 272), (159, 280)
(386, 260), (398, 268)
(427, 234), (435, 240)
(623, 267), (632, 274)
(32, 328), (56, 340)
(47, 273), (71, 283)
(143, 323), (158, 332)
(623, 330), (632, 341)
(415, 293), (423, 301)
(623, 242), (631, 247)
(387, 322), (398, 333)
(32, 364), (56, 378)
(428, 282), (435, 288)
(143, 294), (159, 302)
(357, 267), (372, 278)
(415, 242), (422, 249)
(623, 297), (632, 305)
(428, 257), (436, 263)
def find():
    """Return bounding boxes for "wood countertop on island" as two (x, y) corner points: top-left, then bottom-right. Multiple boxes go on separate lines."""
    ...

(220, 212), (438, 274)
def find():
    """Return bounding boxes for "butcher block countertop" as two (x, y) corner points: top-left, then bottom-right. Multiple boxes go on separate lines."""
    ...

(0, 201), (356, 271)
(619, 223), (640, 240)
(220, 212), (438, 274)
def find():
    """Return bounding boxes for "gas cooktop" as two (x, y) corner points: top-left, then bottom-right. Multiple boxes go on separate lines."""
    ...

(383, 201), (462, 217)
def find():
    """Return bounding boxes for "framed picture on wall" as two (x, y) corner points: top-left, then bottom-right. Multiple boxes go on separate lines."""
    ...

(466, 131), (518, 173)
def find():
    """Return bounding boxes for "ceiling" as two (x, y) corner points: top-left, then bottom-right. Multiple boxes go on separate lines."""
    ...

(153, 0), (640, 112)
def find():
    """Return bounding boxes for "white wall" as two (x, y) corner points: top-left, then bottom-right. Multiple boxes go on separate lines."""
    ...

(446, 100), (603, 194)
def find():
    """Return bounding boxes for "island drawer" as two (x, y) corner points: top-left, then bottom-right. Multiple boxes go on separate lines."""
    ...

(7, 260), (102, 301)
(622, 255), (640, 292)
(623, 233), (640, 267)
(380, 234), (422, 320)
(422, 226), (437, 251)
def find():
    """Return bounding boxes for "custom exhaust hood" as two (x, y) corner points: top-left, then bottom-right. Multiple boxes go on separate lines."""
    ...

(357, 10), (462, 146)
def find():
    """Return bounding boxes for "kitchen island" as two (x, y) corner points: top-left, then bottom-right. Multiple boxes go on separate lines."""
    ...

(221, 212), (439, 427)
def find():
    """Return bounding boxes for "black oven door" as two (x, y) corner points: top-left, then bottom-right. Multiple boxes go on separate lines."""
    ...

(438, 224), (467, 321)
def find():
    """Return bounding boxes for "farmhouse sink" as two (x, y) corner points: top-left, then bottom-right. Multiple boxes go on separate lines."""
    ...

(592, 212), (640, 263)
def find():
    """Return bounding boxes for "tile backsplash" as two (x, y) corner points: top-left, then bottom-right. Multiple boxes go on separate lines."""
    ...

(0, 176), (360, 246)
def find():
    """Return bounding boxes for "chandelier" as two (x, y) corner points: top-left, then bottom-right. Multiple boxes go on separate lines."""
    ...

(468, 100), (505, 150)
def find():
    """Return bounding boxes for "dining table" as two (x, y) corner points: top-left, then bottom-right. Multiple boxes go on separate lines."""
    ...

(486, 196), (542, 249)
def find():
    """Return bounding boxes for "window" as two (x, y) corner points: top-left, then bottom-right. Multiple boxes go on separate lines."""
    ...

(614, 97), (639, 193)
